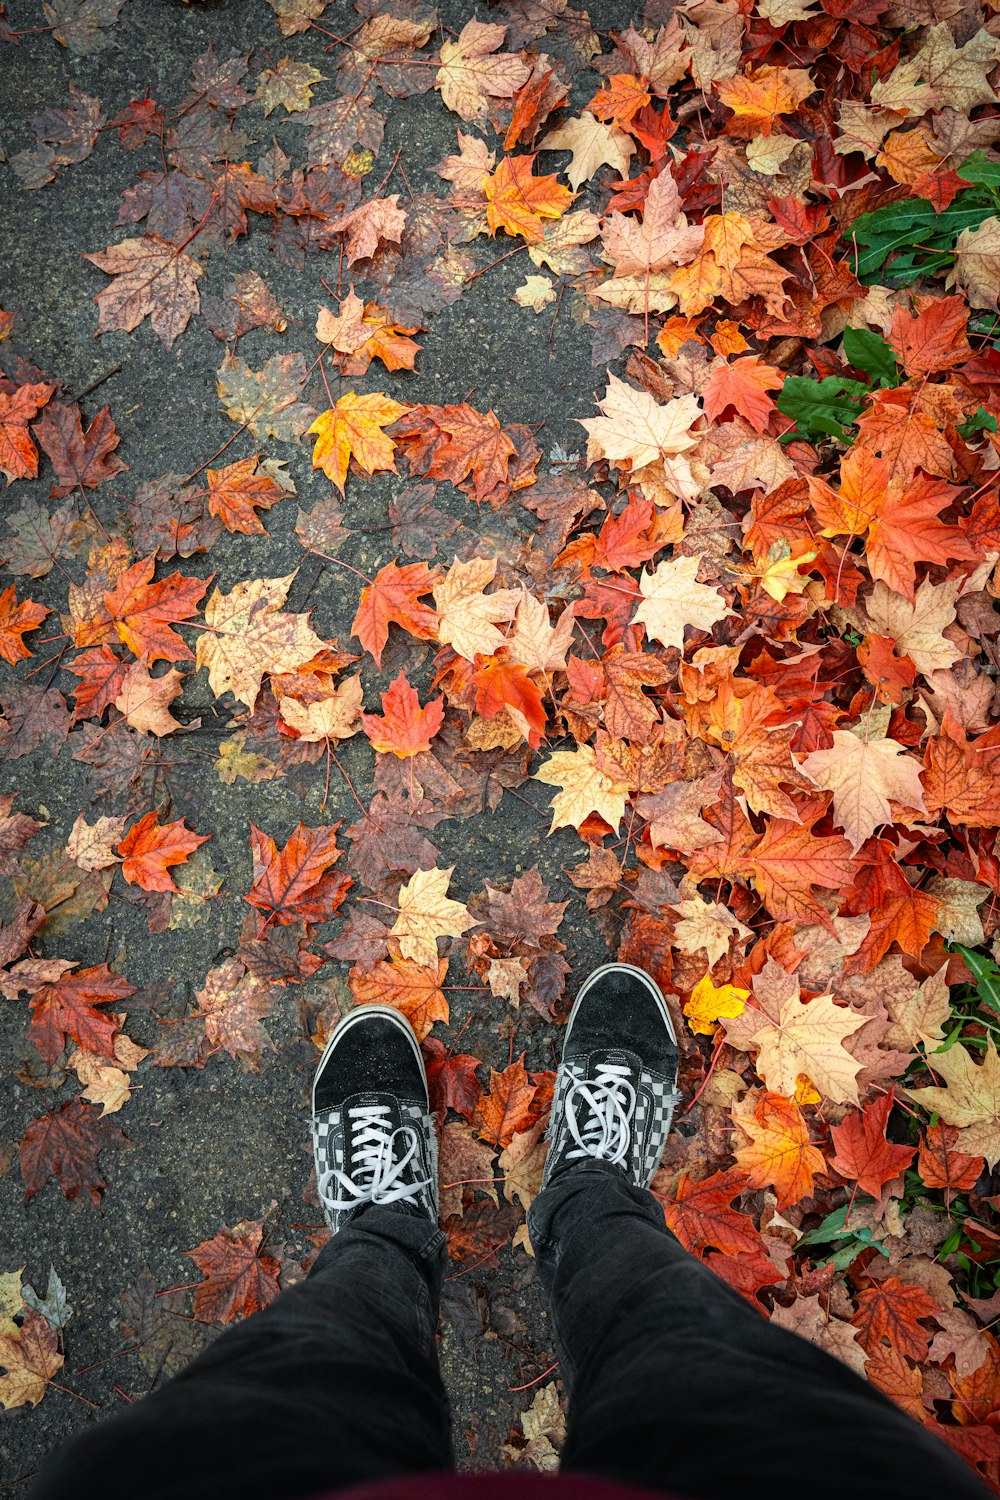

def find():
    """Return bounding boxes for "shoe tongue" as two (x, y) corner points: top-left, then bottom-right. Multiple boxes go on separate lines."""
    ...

(344, 1091), (405, 1129)
(588, 1047), (642, 1078)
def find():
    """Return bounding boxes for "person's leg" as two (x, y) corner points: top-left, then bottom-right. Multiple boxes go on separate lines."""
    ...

(527, 963), (989, 1500)
(531, 1162), (988, 1500)
(30, 1006), (452, 1500)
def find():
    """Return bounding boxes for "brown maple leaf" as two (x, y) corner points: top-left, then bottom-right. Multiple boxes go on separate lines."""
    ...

(185, 1217), (281, 1324)
(83, 235), (203, 350)
(33, 401), (127, 498)
(20, 1097), (129, 1206)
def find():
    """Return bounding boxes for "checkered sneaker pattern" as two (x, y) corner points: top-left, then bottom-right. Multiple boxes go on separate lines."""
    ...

(543, 1058), (679, 1191)
(312, 1099), (437, 1232)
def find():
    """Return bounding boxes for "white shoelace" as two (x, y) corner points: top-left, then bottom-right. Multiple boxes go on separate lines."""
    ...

(564, 1062), (637, 1166)
(319, 1103), (431, 1214)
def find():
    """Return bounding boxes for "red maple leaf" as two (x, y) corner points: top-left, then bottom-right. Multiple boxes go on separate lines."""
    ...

(28, 962), (135, 1065)
(361, 671), (445, 758)
(246, 822), (350, 926)
(661, 1169), (761, 1256)
(829, 1091), (916, 1199)
(0, 381), (55, 484)
(852, 1276), (938, 1361)
(20, 1098), (129, 1206)
(423, 1037), (483, 1122)
(185, 1217), (281, 1324)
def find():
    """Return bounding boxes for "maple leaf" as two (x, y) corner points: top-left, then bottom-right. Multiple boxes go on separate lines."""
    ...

(539, 111), (634, 190)
(352, 561), (438, 668)
(104, 554), (208, 664)
(918, 1122), (984, 1194)
(580, 374), (702, 476)
(27, 962), (134, 1066)
(852, 1277), (938, 1362)
(534, 743), (629, 833)
(390, 866), (473, 969)
(731, 1090), (825, 1210)
(256, 56), (323, 114)
(279, 673), (363, 745)
(185, 1217), (281, 1324)
(0, 587), (48, 665)
(715, 65), (814, 135)
(308, 392), (407, 495)
(830, 1091), (916, 1198)
(513, 275), (557, 312)
(433, 556), (519, 662)
(351, 955), (449, 1040)
(746, 981), (867, 1105)
(683, 973), (749, 1035)
(597, 173), (705, 315)
(195, 959), (275, 1071)
(196, 573), (326, 709)
(484, 154), (574, 244)
(20, 1097), (129, 1206)
(507, 593), (576, 674)
(474, 1055), (539, 1148)
(83, 236), (203, 350)
(216, 353), (317, 443)
(33, 401), (127, 498)
(0, 1308), (63, 1411)
(0, 382), (55, 483)
(114, 660), (185, 736)
(435, 19), (530, 122)
(702, 356), (782, 434)
(888, 294), (969, 376)
(362, 672), (445, 758)
(330, 196), (407, 267)
(423, 403), (520, 504)
(591, 72), (651, 123)
(633, 554), (732, 650)
(118, 812), (209, 894)
(907, 1038), (1000, 1168)
(247, 822), (348, 927)
(799, 730), (927, 853)
(922, 716), (1000, 829)
(471, 659), (547, 748)
(661, 1168), (761, 1255)
(205, 454), (286, 535)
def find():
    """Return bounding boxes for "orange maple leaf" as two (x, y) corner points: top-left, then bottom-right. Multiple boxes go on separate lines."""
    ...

(474, 1055), (542, 1148)
(702, 355), (783, 434)
(0, 585), (49, 665)
(28, 963), (134, 1066)
(361, 671), (445, 758)
(308, 391), (408, 495)
(661, 1168), (762, 1255)
(852, 1277), (938, 1361)
(351, 560), (438, 668)
(246, 822), (349, 926)
(470, 658), (547, 748)
(206, 454), (286, 536)
(715, 65), (815, 136)
(185, 1218), (280, 1324)
(830, 1091), (915, 1198)
(484, 154), (574, 243)
(888, 294), (970, 376)
(749, 818), (856, 924)
(118, 812), (209, 894)
(0, 381), (54, 484)
(732, 1089), (825, 1211)
(104, 554), (209, 664)
(589, 72), (651, 123)
(923, 714), (1000, 829)
(350, 955), (449, 1040)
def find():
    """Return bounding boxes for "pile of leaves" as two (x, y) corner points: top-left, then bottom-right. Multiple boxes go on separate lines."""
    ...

(5, 0), (1000, 1481)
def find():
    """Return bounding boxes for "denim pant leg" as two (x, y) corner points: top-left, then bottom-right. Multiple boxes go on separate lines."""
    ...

(28, 1207), (453, 1500)
(528, 1162), (989, 1500)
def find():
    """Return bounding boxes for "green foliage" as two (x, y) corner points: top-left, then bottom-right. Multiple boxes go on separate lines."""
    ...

(798, 1204), (891, 1270)
(776, 374), (869, 444)
(841, 326), (899, 386)
(844, 153), (1000, 286)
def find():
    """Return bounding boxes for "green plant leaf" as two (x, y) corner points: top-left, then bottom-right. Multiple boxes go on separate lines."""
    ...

(776, 375), (868, 443)
(842, 326), (898, 386)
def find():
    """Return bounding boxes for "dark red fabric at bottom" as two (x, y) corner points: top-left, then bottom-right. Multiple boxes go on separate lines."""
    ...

(319, 1475), (681, 1500)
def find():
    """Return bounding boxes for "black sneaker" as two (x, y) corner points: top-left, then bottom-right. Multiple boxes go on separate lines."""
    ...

(540, 962), (680, 1192)
(312, 1005), (438, 1233)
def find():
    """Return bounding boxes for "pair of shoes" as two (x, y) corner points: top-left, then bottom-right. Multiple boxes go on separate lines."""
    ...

(312, 964), (680, 1233)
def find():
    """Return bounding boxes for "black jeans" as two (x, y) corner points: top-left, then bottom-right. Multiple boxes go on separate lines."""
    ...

(29, 1162), (988, 1500)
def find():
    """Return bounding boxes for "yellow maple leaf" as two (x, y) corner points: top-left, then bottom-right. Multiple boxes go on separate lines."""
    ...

(0, 1309), (63, 1410)
(715, 65), (815, 136)
(308, 391), (408, 495)
(196, 573), (326, 711)
(390, 866), (474, 969)
(684, 974), (749, 1036)
(433, 556), (520, 662)
(534, 743), (629, 833)
(748, 990), (867, 1105)
(484, 154), (574, 244)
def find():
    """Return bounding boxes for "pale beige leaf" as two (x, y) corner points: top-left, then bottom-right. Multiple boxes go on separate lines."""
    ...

(506, 593), (576, 673)
(527, 210), (602, 275)
(435, 19), (530, 122)
(947, 215), (1000, 311)
(861, 578), (962, 676)
(885, 966), (950, 1052)
(391, 866), (474, 969)
(196, 573), (326, 710)
(633, 553), (732, 650)
(499, 1119), (546, 1211)
(534, 743), (629, 833)
(672, 894), (752, 967)
(539, 111), (634, 191)
(911, 23), (1000, 111)
(799, 730), (927, 852)
(436, 130), (496, 193)
(926, 877), (986, 947)
(580, 374), (702, 475)
(907, 1037), (1000, 1167)
(513, 275), (556, 313)
(749, 988), (867, 1104)
(278, 674), (363, 744)
(433, 556), (519, 662)
(67, 813), (125, 872)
